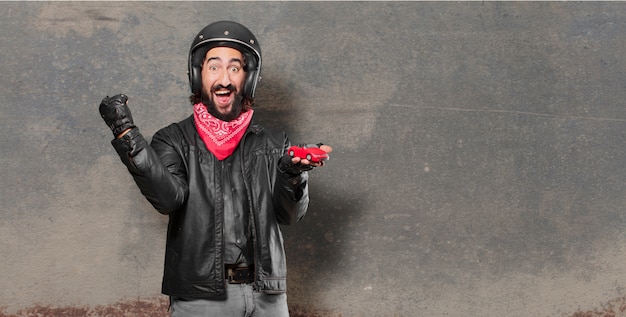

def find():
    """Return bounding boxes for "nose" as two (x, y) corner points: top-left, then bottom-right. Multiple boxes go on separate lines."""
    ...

(218, 68), (231, 85)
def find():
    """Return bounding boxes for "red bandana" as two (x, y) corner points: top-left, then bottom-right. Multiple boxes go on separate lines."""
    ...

(193, 103), (254, 160)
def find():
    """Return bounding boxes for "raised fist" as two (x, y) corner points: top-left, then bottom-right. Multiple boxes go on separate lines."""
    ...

(99, 94), (136, 138)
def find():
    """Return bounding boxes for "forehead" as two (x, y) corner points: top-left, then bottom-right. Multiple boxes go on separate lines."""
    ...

(205, 47), (243, 61)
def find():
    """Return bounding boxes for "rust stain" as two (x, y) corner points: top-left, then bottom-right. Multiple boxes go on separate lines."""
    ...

(0, 297), (170, 317)
(0, 300), (350, 317)
(569, 296), (626, 317)
(289, 306), (346, 317)
(2, 296), (625, 317)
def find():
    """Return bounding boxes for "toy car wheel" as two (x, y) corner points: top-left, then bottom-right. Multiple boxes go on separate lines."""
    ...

(306, 154), (312, 161)
(288, 150), (295, 157)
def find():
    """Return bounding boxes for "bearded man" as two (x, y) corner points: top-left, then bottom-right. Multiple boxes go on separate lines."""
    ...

(99, 21), (331, 317)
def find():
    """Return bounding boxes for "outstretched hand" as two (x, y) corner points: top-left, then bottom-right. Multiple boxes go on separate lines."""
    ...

(278, 143), (333, 175)
(290, 144), (333, 167)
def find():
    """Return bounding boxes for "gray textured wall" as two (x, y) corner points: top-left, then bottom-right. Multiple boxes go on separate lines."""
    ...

(1, 2), (626, 317)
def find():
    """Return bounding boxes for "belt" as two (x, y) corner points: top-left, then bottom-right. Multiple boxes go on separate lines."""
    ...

(225, 265), (255, 284)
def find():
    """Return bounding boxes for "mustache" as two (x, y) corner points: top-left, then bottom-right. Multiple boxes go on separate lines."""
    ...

(212, 84), (237, 93)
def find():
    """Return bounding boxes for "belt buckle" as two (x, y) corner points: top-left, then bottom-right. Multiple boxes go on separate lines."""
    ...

(227, 266), (253, 284)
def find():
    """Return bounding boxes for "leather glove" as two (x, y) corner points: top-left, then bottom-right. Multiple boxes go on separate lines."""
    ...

(99, 94), (136, 138)
(278, 154), (314, 176)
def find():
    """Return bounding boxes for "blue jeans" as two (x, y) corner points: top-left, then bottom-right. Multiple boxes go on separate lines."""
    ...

(170, 283), (289, 317)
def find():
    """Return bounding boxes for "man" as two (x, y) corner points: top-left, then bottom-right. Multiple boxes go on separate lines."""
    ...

(99, 21), (331, 317)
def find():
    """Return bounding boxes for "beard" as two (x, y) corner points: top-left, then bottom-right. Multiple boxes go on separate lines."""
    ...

(201, 84), (244, 122)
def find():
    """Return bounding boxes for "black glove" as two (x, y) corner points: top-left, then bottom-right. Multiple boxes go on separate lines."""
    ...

(99, 94), (136, 138)
(278, 154), (314, 176)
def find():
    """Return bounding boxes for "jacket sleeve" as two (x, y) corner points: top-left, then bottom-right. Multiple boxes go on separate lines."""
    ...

(272, 137), (310, 225)
(111, 127), (189, 215)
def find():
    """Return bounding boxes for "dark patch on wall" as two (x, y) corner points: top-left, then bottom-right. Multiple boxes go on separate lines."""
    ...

(0, 296), (625, 316)
(0, 299), (362, 317)
(569, 296), (626, 317)
(0, 297), (169, 317)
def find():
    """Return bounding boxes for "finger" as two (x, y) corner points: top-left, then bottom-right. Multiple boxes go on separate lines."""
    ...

(303, 159), (324, 168)
(109, 94), (127, 105)
(319, 145), (333, 153)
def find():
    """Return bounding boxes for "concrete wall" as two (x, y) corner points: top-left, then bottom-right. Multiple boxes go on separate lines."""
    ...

(1, 2), (625, 316)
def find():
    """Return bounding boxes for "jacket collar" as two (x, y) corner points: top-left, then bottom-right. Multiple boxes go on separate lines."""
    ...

(246, 119), (264, 134)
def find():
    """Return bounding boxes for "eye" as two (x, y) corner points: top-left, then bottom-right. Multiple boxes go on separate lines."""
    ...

(229, 66), (240, 73)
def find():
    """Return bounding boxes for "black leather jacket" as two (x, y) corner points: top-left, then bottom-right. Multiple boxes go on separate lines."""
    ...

(111, 115), (309, 298)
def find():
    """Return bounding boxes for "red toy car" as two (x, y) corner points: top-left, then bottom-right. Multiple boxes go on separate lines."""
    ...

(287, 144), (329, 163)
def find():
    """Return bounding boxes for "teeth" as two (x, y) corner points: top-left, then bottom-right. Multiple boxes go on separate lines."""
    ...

(215, 90), (230, 96)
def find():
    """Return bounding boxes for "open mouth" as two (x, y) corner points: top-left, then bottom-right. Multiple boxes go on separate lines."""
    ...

(213, 84), (236, 96)
(214, 89), (232, 97)
(212, 85), (236, 105)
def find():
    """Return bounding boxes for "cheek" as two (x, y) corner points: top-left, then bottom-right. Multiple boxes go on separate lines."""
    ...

(234, 75), (246, 90)
(201, 72), (213, 87)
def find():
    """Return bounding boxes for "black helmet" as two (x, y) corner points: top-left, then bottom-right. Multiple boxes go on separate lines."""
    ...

(188, 21), (262, 99)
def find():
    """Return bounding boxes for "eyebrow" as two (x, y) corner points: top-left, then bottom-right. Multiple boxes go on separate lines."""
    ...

(206, 56), (243, 65)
